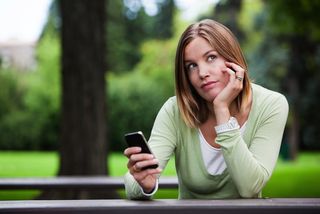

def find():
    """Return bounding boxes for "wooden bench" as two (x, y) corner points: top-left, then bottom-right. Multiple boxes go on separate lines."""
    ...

(0, 198), (319, 214)
(0, 176), (178, 190)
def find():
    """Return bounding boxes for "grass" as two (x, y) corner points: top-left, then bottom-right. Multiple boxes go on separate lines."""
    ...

(0, 151), (178, 200)
(0, 152), (59, 200)
(0, 151), (319, 200)
(263, 152), (320, 197)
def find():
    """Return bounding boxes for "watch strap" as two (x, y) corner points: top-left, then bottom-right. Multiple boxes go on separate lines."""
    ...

(214, 117), (240, 134)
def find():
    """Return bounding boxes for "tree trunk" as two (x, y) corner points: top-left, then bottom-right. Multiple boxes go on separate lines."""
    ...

(38, 0), (118, 199)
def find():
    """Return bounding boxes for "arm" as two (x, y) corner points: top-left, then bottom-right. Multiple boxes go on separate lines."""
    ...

(216, 94), (289, 198)
(124, 98), (177, 199)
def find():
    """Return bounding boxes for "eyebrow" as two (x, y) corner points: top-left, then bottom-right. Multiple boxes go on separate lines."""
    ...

(184, 50), (217, 63)
(203, 50), (217, 57)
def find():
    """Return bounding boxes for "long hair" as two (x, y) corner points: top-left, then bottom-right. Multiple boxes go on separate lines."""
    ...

(175, 19), (251, 128)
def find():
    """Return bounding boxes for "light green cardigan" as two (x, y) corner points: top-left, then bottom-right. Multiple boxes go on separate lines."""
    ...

(124, 83), (289, 199)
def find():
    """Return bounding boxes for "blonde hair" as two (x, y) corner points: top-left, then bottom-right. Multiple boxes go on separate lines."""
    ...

(175, 19), (251, 128)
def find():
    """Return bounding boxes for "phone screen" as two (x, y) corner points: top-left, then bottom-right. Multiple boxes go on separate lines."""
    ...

(124, 131), (158, 169)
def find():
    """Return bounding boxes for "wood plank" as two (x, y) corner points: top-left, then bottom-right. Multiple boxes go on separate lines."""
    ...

(0, 176), (178, 190)
(0, 199), (319, 214)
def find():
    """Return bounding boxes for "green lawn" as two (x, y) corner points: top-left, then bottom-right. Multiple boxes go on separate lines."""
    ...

(263, 152), (320, 197)
(0, 151), (319, 200)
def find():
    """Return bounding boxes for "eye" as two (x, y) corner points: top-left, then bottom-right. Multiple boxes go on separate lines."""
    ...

(185, 63), (198, 72)
(207, 55), (216, 62)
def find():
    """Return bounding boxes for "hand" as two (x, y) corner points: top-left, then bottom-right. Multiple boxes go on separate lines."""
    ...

(213, 62), (245, 123)
(124, 147), (161, 193)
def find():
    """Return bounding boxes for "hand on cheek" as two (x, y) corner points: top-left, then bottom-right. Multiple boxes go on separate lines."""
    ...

(214, 62), (244, 107)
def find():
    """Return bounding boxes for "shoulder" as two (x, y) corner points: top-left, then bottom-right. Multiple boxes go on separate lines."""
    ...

(155, 96), (186, 128)
(160, 96), (179, 114)
(251, 83), (289, 118)
(252, 83), (288, 108)
(164, 96), (178, 106)
(155, 96), (179, 121)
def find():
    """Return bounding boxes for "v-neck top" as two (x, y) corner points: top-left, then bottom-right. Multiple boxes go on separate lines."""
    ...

(199, 121), (247, 175)
(124, 83), (289, 199)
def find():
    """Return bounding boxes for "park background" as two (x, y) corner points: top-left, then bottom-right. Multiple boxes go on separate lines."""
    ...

(0, 0), (319, 199)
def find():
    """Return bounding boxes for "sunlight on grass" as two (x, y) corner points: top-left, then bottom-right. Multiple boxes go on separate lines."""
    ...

(0, 151), (58, 177)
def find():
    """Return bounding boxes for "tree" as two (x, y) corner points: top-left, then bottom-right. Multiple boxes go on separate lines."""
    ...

(151, 0), (175, 39)
(39, 0), (117, 199)
(106, 0), (176, 73)
(210, 0), (245, 43)
(265, 0), (320, 157)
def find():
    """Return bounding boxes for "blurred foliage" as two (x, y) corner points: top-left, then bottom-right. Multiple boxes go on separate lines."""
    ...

(257, 0), (320, 150)
(0, 70), (24, 119)
(106, 0), (175, 73)
(1, 0), (320, 152)
(0, 14), (61, 150)
(0, 0), (176, 151)
(267, 0), (320, 40)
(107, 38), (175, 151)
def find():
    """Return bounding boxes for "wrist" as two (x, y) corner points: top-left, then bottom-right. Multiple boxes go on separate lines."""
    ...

(139, 178), (157, 193)
(214, 116), (240, 134)
(213, 105), (230, 124)
(140, 179), (159, 196)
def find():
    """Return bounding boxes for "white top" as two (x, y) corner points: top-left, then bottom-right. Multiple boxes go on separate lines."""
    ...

(199, 122), (247, 175)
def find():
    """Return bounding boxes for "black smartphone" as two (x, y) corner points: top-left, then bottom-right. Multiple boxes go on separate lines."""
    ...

(124, 131), (159, 169)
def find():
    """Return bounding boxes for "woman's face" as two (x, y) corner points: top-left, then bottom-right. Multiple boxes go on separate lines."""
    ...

(184, 37), (229, 102)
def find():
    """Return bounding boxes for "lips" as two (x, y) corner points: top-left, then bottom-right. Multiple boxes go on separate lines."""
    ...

(201, 81), (217, 90)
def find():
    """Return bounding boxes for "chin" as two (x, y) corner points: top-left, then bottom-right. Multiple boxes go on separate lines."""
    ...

(198, 90), (219, 103)
(203, 95), (217, 103)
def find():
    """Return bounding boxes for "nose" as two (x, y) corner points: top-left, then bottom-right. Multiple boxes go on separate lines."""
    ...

(198, 64), (210, 79)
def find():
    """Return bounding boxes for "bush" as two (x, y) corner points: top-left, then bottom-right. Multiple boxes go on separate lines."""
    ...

(0, 70), (24, 119)
(0, 32), (176, 151)
(0, 70), (60, 150)
(107, 72), (172, 151)
(107, 39), (175, 151)
(0, 28), (61, 150)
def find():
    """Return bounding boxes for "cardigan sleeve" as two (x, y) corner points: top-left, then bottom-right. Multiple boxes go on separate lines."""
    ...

(124, 97), (177, 199)
(216, 93), (289, 198)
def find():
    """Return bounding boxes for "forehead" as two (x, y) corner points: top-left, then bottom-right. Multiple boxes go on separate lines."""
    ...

(184, 37), (215, 60)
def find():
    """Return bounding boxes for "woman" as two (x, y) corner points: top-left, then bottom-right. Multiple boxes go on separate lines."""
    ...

(124, 19), (289, 199)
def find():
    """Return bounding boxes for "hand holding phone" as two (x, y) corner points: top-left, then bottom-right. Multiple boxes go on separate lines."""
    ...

(124, 131), (159, 170)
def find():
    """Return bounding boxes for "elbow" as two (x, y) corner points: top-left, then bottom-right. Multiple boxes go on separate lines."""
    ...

(238, 172), (270, 198)
(238, 187), (260, 198)
(238, 181), (265, 198)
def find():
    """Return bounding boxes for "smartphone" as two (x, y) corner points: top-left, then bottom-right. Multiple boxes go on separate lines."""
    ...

(124, 131), (159, 169)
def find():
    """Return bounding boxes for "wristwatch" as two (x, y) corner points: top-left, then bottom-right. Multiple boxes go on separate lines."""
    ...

(214, 117), (240, 134)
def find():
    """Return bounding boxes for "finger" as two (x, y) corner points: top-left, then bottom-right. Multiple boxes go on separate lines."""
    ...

(235, 75), (244, 82)
(226, 62), (245, 83)
(127, 158), (136, 169)
(127, 153), (155, 172)
(223, 67), (236, 82)
(133, 164), (140, 172)
(133, 168), (162, 181)
(225, 62), (245, 79)
(123, 147), (141, 157)
(223, 67), (243, 94)
(225, 61), (245, 73)
(129, 163), (140, 174)
(135, 159), (159, 171)
(130, 153), (154, 162)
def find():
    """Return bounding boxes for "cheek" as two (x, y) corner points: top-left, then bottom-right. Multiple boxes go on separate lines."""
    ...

(219, 72), (229, 85)
(188, 73), (198, 87)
